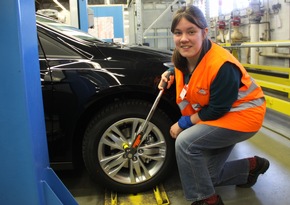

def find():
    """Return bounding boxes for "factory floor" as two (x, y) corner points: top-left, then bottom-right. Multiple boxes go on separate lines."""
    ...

(57, 109), (290, 205)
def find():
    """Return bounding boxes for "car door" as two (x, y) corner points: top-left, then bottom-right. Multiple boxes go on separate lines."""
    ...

(38, 30), (88, 161)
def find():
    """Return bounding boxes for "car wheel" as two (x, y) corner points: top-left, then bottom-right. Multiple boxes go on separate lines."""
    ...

(82, 99), (175, 193)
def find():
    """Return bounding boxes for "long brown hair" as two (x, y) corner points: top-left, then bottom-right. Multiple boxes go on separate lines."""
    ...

(171, 5), (208, 73)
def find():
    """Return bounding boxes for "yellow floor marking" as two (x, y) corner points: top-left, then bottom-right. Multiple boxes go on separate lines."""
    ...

(104, 184), (170, 205)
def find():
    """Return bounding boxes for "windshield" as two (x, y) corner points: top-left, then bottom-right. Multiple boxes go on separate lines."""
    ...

(36, 15), (105, 43)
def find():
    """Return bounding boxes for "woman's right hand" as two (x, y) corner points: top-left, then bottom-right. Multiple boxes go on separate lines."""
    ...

(158, 71), (174, 90)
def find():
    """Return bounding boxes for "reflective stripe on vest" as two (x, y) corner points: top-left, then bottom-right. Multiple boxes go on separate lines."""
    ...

(177, 78), (265, 113)
(178, 100), (189, 111)
(237, 77), (258, 99)
(230, 97), (265, 112)
(178, 97), (265, 113)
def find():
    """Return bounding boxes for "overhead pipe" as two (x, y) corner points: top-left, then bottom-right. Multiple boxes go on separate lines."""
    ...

(226, 18), (232, 43)
(223, 41), (290, 59)
(242, 41), (290, 59)
(248, 0), (264, 64)
(259, 52), (290, 58)
(241, 41), (290, 47)
(259, 21), (271, 41)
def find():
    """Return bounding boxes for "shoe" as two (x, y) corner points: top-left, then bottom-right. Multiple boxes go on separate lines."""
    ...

(237, 156), (270, 188)
(191, 195), (224, 205)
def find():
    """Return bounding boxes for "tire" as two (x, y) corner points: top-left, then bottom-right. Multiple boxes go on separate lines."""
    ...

(82, 99), (175, 193)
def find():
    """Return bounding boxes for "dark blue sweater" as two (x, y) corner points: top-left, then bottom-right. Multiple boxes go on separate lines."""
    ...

(198, 62), (242, 121)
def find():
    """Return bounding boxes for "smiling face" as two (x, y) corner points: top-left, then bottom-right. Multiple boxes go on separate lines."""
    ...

(173, 17), (208, 60)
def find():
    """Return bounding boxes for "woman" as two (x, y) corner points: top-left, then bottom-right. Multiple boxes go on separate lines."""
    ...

(159, 5), (270, 205)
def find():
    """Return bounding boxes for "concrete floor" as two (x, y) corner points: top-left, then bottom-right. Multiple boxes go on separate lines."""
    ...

(58, 109), (290, 205)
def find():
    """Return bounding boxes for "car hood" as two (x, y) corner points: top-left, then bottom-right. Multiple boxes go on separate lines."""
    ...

(94, 42), (173, 61)
(125, 45), (172, 56)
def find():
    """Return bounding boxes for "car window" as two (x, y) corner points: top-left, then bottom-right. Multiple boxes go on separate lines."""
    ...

(36, 15), (58, 23)
(49, 24), (102, 42)
(36, 15), (104, 43)
(38, 31), (83, 59)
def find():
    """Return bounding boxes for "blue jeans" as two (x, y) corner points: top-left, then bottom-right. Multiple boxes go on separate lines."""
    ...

(175, 124), (257, 201)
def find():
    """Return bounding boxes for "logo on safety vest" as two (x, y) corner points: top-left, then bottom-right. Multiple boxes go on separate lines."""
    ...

(197, 88), (208, 95)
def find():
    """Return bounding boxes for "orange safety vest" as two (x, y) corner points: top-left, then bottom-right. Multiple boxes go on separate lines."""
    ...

(175, 42), (266, 132)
